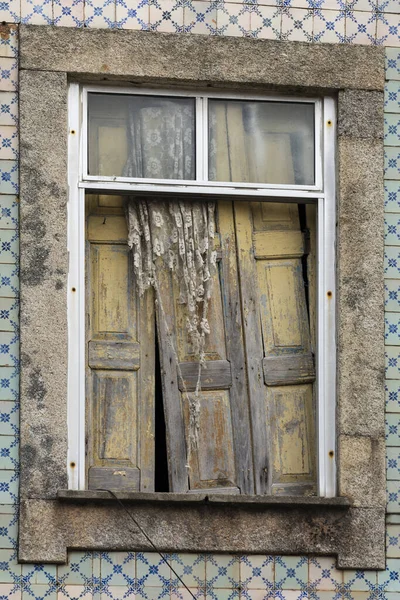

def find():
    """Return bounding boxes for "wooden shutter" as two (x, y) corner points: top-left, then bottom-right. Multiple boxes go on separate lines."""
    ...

(235, 201), (317, 496)
(156, 201), (255, 495)
(86, 195), (155, 491)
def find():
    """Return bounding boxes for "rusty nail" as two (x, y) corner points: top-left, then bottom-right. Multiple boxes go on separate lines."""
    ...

(328, 451), (334, 458)
(70, 461), (76, 468)
(327, 291), (332, 298)
(327, 120), (332, 126)
(72, 287), (76, 292)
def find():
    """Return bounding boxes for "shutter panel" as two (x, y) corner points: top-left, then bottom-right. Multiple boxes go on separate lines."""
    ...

(235, 201), (317, 496)
(157, 201), (255, 494)
(86, 195), (155, 491)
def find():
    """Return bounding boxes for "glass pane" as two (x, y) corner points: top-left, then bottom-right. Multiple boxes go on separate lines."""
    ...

(88, 93), (196, 180)
(208, 100), (315, 185)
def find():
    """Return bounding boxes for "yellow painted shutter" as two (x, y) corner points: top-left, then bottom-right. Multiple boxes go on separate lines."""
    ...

(86, 195), (155, 491)
(235, 201), (317, 496)
(156, 201), (255, 494)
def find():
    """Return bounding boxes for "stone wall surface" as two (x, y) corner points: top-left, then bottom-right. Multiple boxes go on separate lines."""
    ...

(0, 1), (399, 597)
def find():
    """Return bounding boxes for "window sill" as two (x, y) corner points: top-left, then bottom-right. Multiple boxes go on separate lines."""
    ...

(57, 490), (352, 509)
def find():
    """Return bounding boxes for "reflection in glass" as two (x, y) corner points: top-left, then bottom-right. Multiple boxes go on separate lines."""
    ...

(208, 100), (315, 185)
(88, 93), (196, 180)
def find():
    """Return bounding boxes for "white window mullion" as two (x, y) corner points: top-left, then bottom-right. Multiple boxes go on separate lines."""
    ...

(67, 84), (86, 490)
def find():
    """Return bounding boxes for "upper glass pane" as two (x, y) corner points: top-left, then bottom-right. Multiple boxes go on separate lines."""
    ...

(208, 100), (315, 185)
(88, 93), (196, 180)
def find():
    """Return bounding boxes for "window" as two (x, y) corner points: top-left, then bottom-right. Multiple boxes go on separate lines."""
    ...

(67, 86), (336, 498)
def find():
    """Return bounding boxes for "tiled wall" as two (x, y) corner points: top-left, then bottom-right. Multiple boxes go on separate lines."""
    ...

(0, 4), (399, 599)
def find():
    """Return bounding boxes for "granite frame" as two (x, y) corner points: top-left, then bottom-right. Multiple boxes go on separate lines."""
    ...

(18, 25), (386, 568)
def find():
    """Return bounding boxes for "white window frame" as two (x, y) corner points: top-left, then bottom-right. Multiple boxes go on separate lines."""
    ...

(67, 83), (337, 498)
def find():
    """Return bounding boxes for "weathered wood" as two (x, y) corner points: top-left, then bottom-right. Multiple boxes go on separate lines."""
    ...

(89, 340), (140, 370)
(253, 230), (304, 259)
(263, 354), (315, 386)
(178, 360), (232, 391)
(86, 194), (155, 493)
(88, 466), (140, 491)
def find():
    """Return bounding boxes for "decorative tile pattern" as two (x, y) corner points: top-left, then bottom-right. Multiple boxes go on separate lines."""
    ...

(386, 81), (400, 114)
(377, 11), (400, 47)
(387, 48), (400, 81)
(386, 181), (400, 212)
(387, 380), (400, 412)
(386, 114), (400, 146)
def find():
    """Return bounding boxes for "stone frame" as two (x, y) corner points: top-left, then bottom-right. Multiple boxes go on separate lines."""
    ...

(18, 25), (386, 568)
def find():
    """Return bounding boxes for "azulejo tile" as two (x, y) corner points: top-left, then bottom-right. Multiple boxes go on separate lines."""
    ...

(378, 0), (400, 11)
(183, 2), (218, 35)
(100, 552), (135, 586)
(57, 552), (94, 586)
(348, 0), (376, 9)
(0, 92), (17, 127)
(387, 49), (400, 82)
(388, 480), (400, 512)
(386, 82), (400, 115)
(0, 548), (21, 583)
(84, 0), (116, 28)
(0, 26), (18, 59)
(116, 0), (149, 29)
(21, 564), (57, 586)
(386, 413), (400, 446)
(205, 555), (240, 589)
(0, 298), (18, 333)
(53, 0), (84, 27)
(387, 380), (400, 413)
(0, 401), (18, 435)
(386, 312), (400, 344)
(385, 247), (400, 278)
(0, 331), (18, 368)
(387, 524), (400, 558)
(0, 229), (18, 264)
(378, 558), (400, 591)
(0, 0), (20, 24)
(0, 435), (18, 471)
(0, 265), (19, 299)
(280, 7), (313, 40)
(386, 114), (400, 147)
(0, 160), (18, 194)
(217, 4), (252, 37)
(345, 8), (377, 44)
(0, 196), (18, 230)
(136, 552), (171, 588)
(0, 59), (17, 92)
(386, 280), (400, 311)
(387, 148), (400, 180)
(240, 555), (274, 590)
(388, 447), (400, 480)
(275, 556), (308, 590)
(386, 182), (400, 213)
(0, 583), (21, 600)
(249, 5), (281, 39)
(149, 0), (184, 33)
(170, 554), (205, 589)
(309, 557), (343, 591)
(377, 10), (400, 46)
(0, 509), (17, 550)
(313, 9), (345, 42)
(342, 569), (377, 592)
(20, 0), (52, 24)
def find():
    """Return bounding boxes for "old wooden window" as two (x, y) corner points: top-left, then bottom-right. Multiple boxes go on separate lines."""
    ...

(68, 86), (336, 498)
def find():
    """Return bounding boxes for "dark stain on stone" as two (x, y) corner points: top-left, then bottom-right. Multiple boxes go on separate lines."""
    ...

(27, 367), (47, 410)
(55, 279), (64, 290)
(21, 246), (50, 286)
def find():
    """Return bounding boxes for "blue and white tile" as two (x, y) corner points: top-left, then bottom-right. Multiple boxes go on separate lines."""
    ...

(0, 230), (18, 264)
(0, 401), (19, 436)
(0, 265), (19, 299)
(137, 553), (171, 588)
(217, 4), (252, 37)
(100, 552), (135, 586)
(386, 114), (400, 147)
(388, 447), (400, 480)
(58, 552), (94, 586)
(386, 279), (400, 311)
(343, 569), (377, 591)
(387, 380), (400, 413)
(171, 588), (205, 600)
(205, 555), (239, 589)
(0, 160), (18, 194)
(386, 312), (400, 344)
(0, 298), (18, 333)
(0, 509), (18, 549)
(378, 0), (400, 11)
(0, 332), (18, 368)
(0, 27), (18, 59)
(0, 93), (17, 128)
(205, 589), (239, 600)
(386, 182), (400, 213)
(0, 436), (18, 471)
(377, 11), (400, 46)
(387, 525), (400, 558)
(388, 480), (400, 512)
(184, 2), (218, 34)
(387, 49), (400, 82)
(170, 554), (206, 589)
(240, 555), (274, 590)
(20, 0), (52, 24)
(0, 59), (17, 92)
(250, 5), (281, 38)
(116, 0), (149, 29)
(149, 1), (184, 32)
(313, 9), (345, 42)
(57, 585), (93, 600)
(386, 413), (400, 446)
(274, 556), (307, 590)
(84, 0), (116, 28)
(386, 148), (400, 180)
(385, 247), (400, 278)
(0, 196), (18, 230)
(309, 557), (343, 590)
(378, 558), (400, 591)
(280, 7), (313, 40)
(53, 0), (84, 27)
(386, 82), (400, 114)
(23, 584), (57, 600)
(0, 1), (20, 23)
(345, 9), (377, 43)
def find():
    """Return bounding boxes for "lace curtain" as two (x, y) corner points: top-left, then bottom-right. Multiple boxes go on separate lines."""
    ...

(124, 101), (217, 363)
